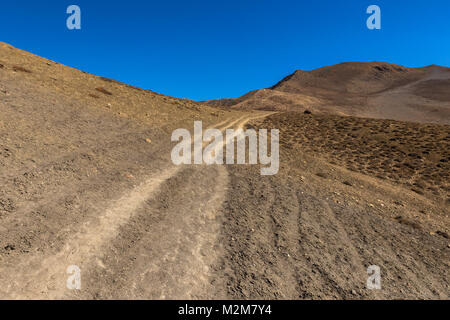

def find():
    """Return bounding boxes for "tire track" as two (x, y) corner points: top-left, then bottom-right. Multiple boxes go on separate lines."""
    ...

(0, 113), (267, 299)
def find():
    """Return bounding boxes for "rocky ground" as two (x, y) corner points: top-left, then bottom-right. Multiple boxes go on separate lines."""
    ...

(0, 42), (448, 299)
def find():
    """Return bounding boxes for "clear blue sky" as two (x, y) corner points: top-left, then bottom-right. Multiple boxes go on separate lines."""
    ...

(1, 0), (449, 100)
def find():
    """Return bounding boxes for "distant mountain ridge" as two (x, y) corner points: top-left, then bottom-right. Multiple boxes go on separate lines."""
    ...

(204, 62), (450, 124)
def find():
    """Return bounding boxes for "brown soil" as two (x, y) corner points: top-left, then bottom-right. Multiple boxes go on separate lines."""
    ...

(259, 112), (450, 204)
(204, 62), (450, 125)
(0, 42), (448, 300)
(215, 114), (449, 299)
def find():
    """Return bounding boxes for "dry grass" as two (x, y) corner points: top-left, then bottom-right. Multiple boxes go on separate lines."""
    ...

(315, 172), (328, 179)
(95, 87), (113, 96)
(395, 216), (422, 230)
(12, 65), (32, 73)
(262, 112), (450, 201)
(0, 41), (231, 136)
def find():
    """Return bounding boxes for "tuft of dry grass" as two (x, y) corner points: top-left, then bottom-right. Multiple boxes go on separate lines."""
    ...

(12, 65), (32, 73)
(315, 172), (328, 179)
(95, 87), (113, 96)
(395, 216), (422, 230)
(88, 93), (100, 99)
(436, 231), (449, 239)
(99, 76), (122, 85)
(263, 112), (450, 201)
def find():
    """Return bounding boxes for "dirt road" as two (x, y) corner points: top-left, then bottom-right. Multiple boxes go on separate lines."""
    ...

(0, 115), (263, 299)
(0, 42), (448, 299)
(0, 104), (448, 299)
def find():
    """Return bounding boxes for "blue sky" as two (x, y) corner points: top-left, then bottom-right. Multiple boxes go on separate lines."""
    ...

(1, 0), (449, 100)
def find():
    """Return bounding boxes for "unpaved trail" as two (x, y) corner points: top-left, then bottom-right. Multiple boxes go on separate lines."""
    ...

(0, 113), (266, 299)
(0, 166), (181, 299)
(3, 42), (447, 300)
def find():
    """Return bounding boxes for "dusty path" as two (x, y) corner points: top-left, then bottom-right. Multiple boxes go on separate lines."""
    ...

(0, 107), (447, 300)
(0, 114), (266, 299)
(2, 42), (447, 300)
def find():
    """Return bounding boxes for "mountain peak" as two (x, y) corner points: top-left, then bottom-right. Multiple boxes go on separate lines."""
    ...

(205, 61), (450, 124)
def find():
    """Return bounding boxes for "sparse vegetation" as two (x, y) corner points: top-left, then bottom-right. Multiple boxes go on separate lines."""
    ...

(262, 113), (450, 201)
(315, 172), (328, 179)
(12, 65), (32, 73)
(99, 76), (121, 85)
(99, 76), (145, 93)
(395, 216), (422, 230)
(95, 87), (113, 96)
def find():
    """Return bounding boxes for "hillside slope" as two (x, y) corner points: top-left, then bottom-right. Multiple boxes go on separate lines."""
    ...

(205, 62), (450, 124)
(0, 43), (448, 300)
(0, 42), (236, 132)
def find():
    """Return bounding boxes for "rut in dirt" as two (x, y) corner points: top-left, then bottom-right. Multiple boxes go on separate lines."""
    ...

(0, 115), (263, 299)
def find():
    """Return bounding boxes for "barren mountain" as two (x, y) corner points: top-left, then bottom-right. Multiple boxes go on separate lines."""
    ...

(0, 42), (448, 300)
(205, 62), (450, 125)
